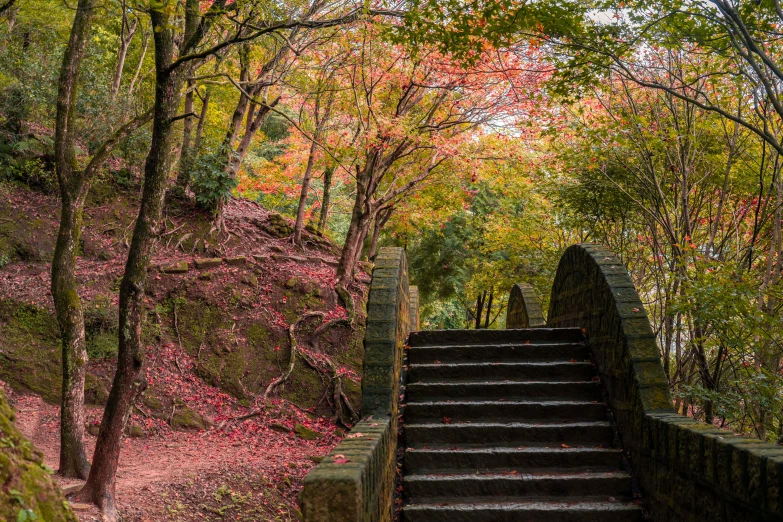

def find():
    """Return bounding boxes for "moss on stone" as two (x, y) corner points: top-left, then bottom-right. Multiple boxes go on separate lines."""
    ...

(142, 393), (165, 413)
(175, 299), (230, 357)
(170, 406), (210, 431)
(84, 373), (110, 405)
(0, 389), (78, 521)
(0, 299), (63, 402)
(294, 424), (322, 440)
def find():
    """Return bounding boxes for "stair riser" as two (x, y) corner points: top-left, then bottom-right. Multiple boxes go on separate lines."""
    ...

(408, 363), (594, 382)
(409, 328), (584, 346)
(404, 450), (622, 473)
(408, 344), (590, 364)
(404, 402), (606, 423)
(403, 476), (633, 500)
(403, 507), (643, 522)
(406, 382), (602, 401)
(405, 424), (614, 446)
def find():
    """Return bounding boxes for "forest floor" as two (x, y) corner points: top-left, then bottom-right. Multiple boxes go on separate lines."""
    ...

(6, 383), (341, 521)
(0, 180), (370, 520)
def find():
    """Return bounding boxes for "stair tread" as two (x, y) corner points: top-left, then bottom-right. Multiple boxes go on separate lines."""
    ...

(410, 362), (592, 367)
(402, 329), (635, 517)
(405, 445), (619, 454)
(406, 399), (601, 406)
(405, 419), (611, 428)
(411, 342), (585, 347)
(404, 498), (640, 510)
(406, 471), (631, 480)
(408, 380), (598, 385)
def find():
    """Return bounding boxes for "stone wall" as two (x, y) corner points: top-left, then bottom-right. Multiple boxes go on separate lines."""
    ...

(506, 283), (546, 328)
(548, 243), (783, 522)
(301, 248), (411, 522)
(409, 286), (420, 331)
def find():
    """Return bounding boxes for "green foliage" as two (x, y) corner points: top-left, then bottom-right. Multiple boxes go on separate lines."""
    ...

(396, 0), (590, 62)
(190, 152), (239, 211)
(84, 295), (119, 359)
(1, 158), (57, 194)
(0, 389), (77, 522)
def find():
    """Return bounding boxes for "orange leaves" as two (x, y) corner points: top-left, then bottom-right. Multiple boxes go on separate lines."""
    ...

(332, 454), (350, 465)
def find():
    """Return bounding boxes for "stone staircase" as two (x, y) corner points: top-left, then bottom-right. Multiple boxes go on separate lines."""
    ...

(401, 328), (643, 522)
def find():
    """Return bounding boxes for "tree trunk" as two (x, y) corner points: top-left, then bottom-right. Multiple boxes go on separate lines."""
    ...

(336, 203), (370, 287)
(52, 183), (91, 479)
(484, 287), (493, 329)
(192, 87), (210, 159)
(318, 166), (333, 233)
(336, 168), (372, 287)
(368, 206), (392, 260)
(110, 10), (137, 100)
(126, 30), (148, 98)
(52, 0), (95, 480)
(220, 46), (253, 155)
(475, 291), (486, 329)
(76, 15), (180, 518)
(294, 139), (318, 245)
(176, 79), (195, 188)
(224, 97), (278, 177)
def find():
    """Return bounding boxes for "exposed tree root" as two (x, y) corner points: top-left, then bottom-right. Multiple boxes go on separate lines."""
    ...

(262, 312), (325, 401)
(214, 310), (358, 431)
(335, 286), (356, 325)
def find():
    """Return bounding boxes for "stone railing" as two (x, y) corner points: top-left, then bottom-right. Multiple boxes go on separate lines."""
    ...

(409, 286), (420, 331)
(301, 247), (413, 522)
(548, 243), (783, 521)
(506, 282), (546, 328)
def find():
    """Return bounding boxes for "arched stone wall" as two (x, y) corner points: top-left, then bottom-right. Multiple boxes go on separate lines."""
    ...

(506, 283), (546, 328)
(549, 243), (783, 522)
(409, 286), (420, 331)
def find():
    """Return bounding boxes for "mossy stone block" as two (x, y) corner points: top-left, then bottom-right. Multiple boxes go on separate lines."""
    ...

(295, 424), (322, 440)
(171, 407), (210, 431)
(194, 257), (223, 269)
(160, 260), (188, 273)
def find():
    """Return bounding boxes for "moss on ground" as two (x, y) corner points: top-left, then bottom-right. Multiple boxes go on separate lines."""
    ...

(0, 299), (63, 402)
(170, 404), (210, 431)
(0, 389), (78, 522)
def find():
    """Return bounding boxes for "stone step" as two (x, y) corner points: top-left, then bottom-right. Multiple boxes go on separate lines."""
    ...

(408, 362), (595, 382)
(404, 400), (606, 423)
(405, 421), (614, 447)
(403, 499), (643, 522)
(407, 343), (590, 364)
(403, 471), (633, 500)
(408, 328), (583, 347)
(404, 446), (623, 473)
(405, 381), (602, 401)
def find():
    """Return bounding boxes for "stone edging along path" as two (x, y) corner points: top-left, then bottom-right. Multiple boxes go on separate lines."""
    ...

(300, 247), (416, 522)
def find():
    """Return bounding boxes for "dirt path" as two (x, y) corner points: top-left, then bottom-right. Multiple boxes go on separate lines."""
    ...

(7, 389), (341, 521)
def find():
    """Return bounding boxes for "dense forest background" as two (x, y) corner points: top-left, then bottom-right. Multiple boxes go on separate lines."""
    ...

(2, 0), (783, 519)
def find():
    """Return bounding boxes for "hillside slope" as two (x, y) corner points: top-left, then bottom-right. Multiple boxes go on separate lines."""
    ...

(0, 179), (370, 520)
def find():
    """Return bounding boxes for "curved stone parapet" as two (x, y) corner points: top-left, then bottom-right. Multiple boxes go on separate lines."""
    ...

(409, 286), (420, 331)
(548, 243), (783, 521)
(506, 283), (546, 328)
(301, 247), (412, 522)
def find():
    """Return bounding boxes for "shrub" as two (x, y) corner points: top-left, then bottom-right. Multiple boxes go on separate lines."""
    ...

(190, 152), (237, 211)
(2, 157), (57, 194)
(84, 295), (119, 359)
